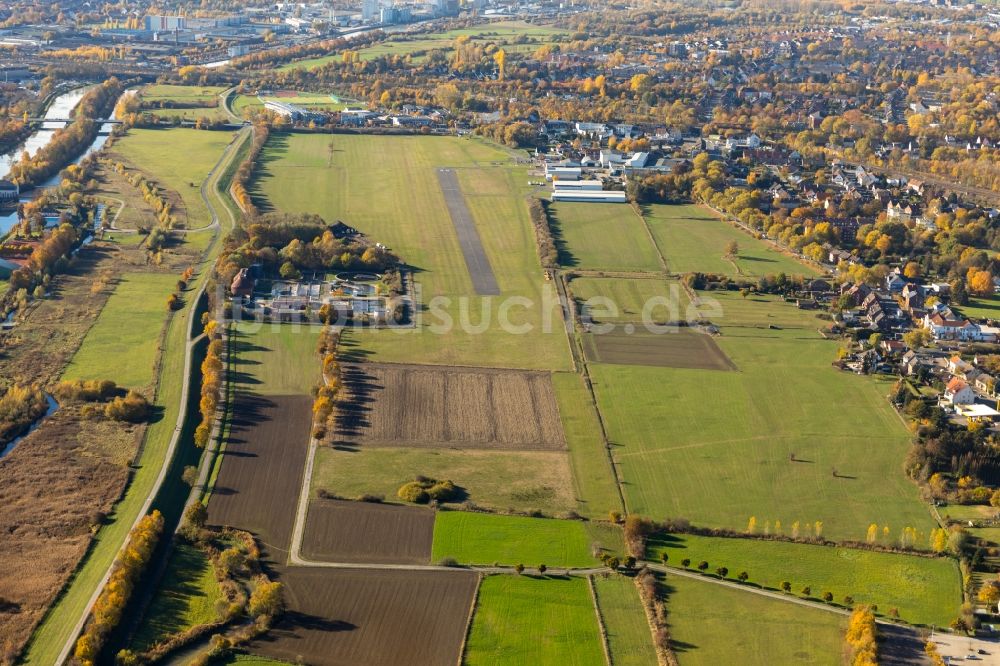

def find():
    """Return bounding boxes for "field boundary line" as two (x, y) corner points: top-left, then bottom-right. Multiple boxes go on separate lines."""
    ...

(588, 574), (614, 666)
(630, 202), (669, 274)
(456, 573), (483, 666)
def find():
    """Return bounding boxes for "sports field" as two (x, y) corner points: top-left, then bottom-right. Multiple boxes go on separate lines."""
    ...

(312, 446), (579, 514)
(650, 533), (960, 626)
(464, 575), (605, 666)
(551, 202), (663, 272)
(664, 574), (845, 665)
(592, 575), (659, 666)
(254, 133), (570, 370)
(231, 92), (348, 118)
(63, 272), (180, 388)
(589, 296), (932, 541)
(111, 128), (236, 228)
(644, 204), (817, 277)
(431, 511), (599, 568)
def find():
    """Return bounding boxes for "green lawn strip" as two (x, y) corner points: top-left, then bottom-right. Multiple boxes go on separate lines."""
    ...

(311, 445), (580, 515)
(589, 325), (932, 541)
(21, 128), (246, 665)
(551, 202), (663, 272)
(62, 272), (179, 388)
(464, 575), (605, 666)
(643, 204), (818, 277)
(568, 276), (693, 324)
(431, 511), (598, 568)
(551, 372), (623, 519)
(255, 133), (570, 370)
(111, 128), (234, 229)
(649, 533), (960, 626)
(129, 543), (222, 651)
(663, 574), (845, 665)
(592, 574), (659, 666)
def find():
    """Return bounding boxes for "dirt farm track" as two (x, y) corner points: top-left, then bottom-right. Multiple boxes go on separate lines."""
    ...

(301, 498), (435, 565)
(336, 363), (566, 449)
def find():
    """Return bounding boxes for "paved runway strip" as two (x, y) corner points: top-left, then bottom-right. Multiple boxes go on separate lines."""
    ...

(437, 168), (500, 296)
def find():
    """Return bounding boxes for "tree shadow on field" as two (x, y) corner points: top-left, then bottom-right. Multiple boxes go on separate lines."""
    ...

(248, 132), (290, 214)
(331, 364), (383, 445)
(254, 611), (358, 645)
(545, 207), (578, 268)
(657, 577), (699, 654)
(336, 337), (373, 364)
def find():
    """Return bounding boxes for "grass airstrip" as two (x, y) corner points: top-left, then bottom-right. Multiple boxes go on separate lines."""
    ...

(253, 132), (571, 370)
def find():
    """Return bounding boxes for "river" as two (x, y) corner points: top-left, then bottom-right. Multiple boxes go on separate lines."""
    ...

(0, 87), (135, 235)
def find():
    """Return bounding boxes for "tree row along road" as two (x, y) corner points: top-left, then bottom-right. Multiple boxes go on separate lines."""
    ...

(43, 127), (250, 666)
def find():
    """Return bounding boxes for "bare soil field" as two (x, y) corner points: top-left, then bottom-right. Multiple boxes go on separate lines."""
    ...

(250, 567), (478, 666)
(0, 408), (137, 658)
(335, 363), (565, 450)
(300, 499), (435, 565)
(207, 393), (312, 557)
(582, 328), (736, 371)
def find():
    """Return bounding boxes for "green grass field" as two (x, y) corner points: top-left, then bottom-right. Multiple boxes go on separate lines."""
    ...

(130, 543), (222, 651)
(21, 127), (248, 666)
(254, 133), (570, 370)
(280, 21), (568, 70)
(63, 272), (180, 388)
(464, 575), (605, 666)
(649, 533), (959, 626)
(551, 372), (624, 518)
(569, 277), (692, 324)
(431, 512), (601, 568)
(230, 323), (320, 395)
(644, 204), (817, 277)
(112, 128), (236, 229)
(139, 84), (228, 121)
(592, 575), (658, 666)
(955, 294), (1000, 321)
(663, 574), (844, 665)
(589, 295), (932, 542)
(311, 446), (580, 515)
(551, 203), (663, 272)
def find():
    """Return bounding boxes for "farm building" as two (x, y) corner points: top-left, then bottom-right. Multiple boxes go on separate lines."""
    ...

(552, 180), (605, 191)
(551, 190), (628, 204)
(545, 165), (582, 181)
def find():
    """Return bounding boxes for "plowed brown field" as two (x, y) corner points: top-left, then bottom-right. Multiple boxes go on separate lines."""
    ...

(251, 567), (479, 666)
(336, 363), (565, 450)
(301, 499), (435, 565)
(582, 328), (736, 370)
(207, 393), (312, 556)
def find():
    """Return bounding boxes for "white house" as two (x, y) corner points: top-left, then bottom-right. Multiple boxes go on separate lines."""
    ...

(944, 377), (976, 405)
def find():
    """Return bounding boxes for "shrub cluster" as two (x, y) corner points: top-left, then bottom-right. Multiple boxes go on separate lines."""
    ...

(53, 379), (117, 402)
(397, 477), (460, 504)
(0, 384), (49, 443)
(74, 511), (163, 666)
